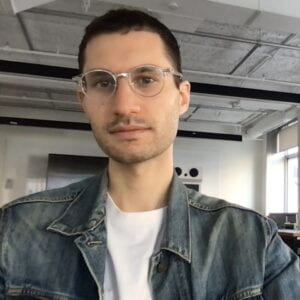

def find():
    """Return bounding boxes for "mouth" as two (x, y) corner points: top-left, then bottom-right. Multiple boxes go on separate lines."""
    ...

(109, 125), (151, 140)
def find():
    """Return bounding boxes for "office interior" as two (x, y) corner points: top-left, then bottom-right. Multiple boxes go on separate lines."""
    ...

(0, 0), (300, 254)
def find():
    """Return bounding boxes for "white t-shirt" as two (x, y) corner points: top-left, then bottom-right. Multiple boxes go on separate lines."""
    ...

(103, 194), (166, 300)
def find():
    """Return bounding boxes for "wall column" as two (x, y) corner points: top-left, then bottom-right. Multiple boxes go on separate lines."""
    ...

(297, 109), (300, 229)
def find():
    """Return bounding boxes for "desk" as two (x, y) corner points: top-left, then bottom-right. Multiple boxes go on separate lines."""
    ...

(278, 230), (300, 255)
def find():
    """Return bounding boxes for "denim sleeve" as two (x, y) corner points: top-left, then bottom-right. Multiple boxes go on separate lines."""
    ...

(263, 218), (300, 299)
(0, 209), (5, 299)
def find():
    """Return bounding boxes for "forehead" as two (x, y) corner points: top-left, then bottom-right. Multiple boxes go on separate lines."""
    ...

(83, 30), (173, 72)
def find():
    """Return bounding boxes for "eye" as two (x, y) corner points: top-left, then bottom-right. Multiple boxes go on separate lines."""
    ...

(85, 71), (115, 91)
(95, 79), (113, 89)
(132, 71), (161, 88)
(136, 75), (156, 85)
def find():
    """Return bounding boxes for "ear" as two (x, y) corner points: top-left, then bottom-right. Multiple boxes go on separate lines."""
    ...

(178, 80), (191, 116)
(77, 90), (86, 110)
(77, 90), (91, 121)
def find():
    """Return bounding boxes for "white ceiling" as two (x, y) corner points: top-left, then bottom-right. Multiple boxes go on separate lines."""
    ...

(0, 0), (300, 139)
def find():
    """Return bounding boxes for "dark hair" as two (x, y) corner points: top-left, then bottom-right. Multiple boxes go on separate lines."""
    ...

(78, 9), (181, 74)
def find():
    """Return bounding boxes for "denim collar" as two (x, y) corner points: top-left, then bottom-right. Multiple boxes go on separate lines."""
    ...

(47, 170), (191, 262)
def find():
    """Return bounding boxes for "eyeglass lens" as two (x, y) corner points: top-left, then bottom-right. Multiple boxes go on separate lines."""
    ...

(82, 66), (165, 99)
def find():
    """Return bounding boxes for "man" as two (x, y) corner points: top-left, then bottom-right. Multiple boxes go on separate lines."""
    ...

(0, 9), (299, 300)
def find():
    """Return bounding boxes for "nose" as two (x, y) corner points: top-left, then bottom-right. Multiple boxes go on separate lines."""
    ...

(110, 77), (141, 116)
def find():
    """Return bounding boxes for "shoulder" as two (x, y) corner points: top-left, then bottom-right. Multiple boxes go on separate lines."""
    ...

(2, 175), (99, 210)
(0, 176), (100, 230)
(187, 188), (265, 217)
(186, 188), (275, 237)
(0, 175), (102, 242)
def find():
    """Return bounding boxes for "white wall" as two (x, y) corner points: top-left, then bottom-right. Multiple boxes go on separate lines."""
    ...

(0, 125), (103, 206)
(174, 137), (264, 212)
(0, 125), (264, 212)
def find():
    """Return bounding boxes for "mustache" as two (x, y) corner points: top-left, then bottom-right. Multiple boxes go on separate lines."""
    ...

(106, 116), (150, 131)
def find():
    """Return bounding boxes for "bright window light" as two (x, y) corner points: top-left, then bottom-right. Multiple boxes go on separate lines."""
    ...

(287, 155), (298, 212)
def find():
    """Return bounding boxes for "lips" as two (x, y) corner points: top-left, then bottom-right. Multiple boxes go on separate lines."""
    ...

(109, 125), (148, 133)
(109, 125), (150, 140)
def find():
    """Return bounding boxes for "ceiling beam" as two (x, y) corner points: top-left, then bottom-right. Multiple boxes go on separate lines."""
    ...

(244, 107), (298, 139)
(1, 60), (300, 104)
(0, 105), (86, 123)
(245, 33), (297, 77)
(0, 72), (76, 90)
(0, 47), (77, 67)
(179, 30), (300, 52)
(0, 115), (242, 141)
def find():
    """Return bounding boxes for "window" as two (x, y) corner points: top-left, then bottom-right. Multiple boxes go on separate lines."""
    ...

(286, 152), (298, 212)
(266, 122), (298, 215)
(266, 147), (298, 215)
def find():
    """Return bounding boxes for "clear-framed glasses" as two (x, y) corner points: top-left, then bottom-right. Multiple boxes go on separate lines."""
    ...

(73, 64), (183, 101)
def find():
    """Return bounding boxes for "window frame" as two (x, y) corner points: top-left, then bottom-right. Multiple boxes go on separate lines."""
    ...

(284, 150), (298, 213)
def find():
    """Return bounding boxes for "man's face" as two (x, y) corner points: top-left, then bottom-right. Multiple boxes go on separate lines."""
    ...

(78, 30), (190, 164)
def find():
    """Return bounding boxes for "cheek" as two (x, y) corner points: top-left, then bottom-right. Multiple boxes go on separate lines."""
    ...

(83, 102), (107, 121)
(156, 99), (180, 128)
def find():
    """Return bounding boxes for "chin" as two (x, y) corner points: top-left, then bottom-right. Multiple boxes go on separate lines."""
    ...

(96, 133), (174, 165)
(108, 152), (156, 165)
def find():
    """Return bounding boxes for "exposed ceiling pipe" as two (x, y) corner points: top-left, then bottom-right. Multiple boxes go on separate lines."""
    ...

(229, 44), (259, 75)
(184, 118), (242, 127)
(244, 107), (298, 139)
(175, 30), (300, 52)
(0, 46), (77, 68)
(0, 105), (86, 123)
(189, 103), (267, 114)
(185, 69), (300, 89)
(245, 33), (297, 77)
(0, 46), (76, 59)
(178, 119), (242, 135)
(0, 94), (79, 106)
(240, 112), (265, 128)
(0, 72), (76, 90)
(230, 33), (297, 76)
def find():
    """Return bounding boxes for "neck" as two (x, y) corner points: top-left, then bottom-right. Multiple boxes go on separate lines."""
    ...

(107, 149), (174, 212)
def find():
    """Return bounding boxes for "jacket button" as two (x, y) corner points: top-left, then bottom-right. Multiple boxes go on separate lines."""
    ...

(157, 263), (168, 273)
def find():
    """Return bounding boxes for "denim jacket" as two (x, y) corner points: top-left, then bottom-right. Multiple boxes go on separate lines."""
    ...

(1, 171), (299, 300)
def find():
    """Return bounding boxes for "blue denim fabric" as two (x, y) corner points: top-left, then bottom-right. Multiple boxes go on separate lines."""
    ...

(0, 170), (299, 299)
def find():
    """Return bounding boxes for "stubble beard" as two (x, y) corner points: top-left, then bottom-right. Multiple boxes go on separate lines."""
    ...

(92, 114), (179, 165)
